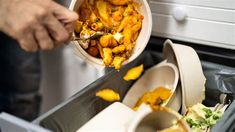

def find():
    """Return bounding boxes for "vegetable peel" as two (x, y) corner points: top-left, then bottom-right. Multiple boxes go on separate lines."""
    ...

(96, 89), (120, 102)
(123, 64), (144, 81)
(184, 103), (222, 131)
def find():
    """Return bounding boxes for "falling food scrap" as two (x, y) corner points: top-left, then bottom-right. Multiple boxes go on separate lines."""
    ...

(123, 64), (144, 81)
(96, 89), (120, 102)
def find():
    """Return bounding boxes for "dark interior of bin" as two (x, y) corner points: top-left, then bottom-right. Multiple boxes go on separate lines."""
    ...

(34, 37), (235, 132)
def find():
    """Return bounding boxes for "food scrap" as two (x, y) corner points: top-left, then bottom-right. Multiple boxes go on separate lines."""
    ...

(183, 103), (222, 132)
(96, 89), (120, 102)
(75, 0), (143, 69)
(123, 64), (144, 81)
(133, 87), (172, 110)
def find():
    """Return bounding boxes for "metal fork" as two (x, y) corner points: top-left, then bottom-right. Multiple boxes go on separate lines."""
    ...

(72, 31), (106, 41)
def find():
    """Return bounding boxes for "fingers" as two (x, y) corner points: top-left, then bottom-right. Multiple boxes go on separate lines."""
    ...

(10, 0), (78, 52)
(64, 22), (75, 33)
(63, 23), (74, 44)
(23, 8), (73, 51)
(44, 13), (70, 44)
(18, 29), (38, 52)
(50, 1), (78, 23)
(34, 24), (54, 50)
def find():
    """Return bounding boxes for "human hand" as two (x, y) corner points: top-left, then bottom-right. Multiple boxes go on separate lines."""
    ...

(0, 0), (78, 52)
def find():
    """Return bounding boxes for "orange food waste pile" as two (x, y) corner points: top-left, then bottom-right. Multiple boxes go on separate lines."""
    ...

(133, 87), (172, 110)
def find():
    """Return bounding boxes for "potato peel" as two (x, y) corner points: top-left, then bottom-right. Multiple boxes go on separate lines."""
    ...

(123, 64), (144, 81)
(96, 89), (120, 102)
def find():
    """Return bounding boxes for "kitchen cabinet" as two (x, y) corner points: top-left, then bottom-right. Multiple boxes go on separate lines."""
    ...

(150, 0), (235, 49)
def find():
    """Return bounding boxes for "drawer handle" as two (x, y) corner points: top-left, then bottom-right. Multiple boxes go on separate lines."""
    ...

(172, 7), (187, 22)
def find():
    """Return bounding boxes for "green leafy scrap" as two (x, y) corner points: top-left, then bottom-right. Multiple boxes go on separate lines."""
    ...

(184, 104), (223, 132)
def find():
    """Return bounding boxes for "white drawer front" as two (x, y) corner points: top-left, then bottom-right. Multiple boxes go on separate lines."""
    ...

(150, 0), (235, 49)
(150, 1), (235, 23)
(152, 0), (235, 10)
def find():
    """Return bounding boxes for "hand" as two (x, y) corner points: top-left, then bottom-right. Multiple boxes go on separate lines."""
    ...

(0, 0), (78, 52)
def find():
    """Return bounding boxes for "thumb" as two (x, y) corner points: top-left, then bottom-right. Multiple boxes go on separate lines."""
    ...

(50, 1), (78, 23)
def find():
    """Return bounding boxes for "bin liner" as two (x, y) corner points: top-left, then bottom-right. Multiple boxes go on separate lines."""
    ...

(211, 101), (235, 132)
(33, 51), (235, 132)
(202, 61), (235, 106)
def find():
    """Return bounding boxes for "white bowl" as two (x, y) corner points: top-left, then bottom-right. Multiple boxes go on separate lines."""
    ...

(122, 61), (180, 111)
(76, 102), (135, 132)
(163, 39), (206, 114)
(69, 0), (152, 69)
(127, 104), (191, 132)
